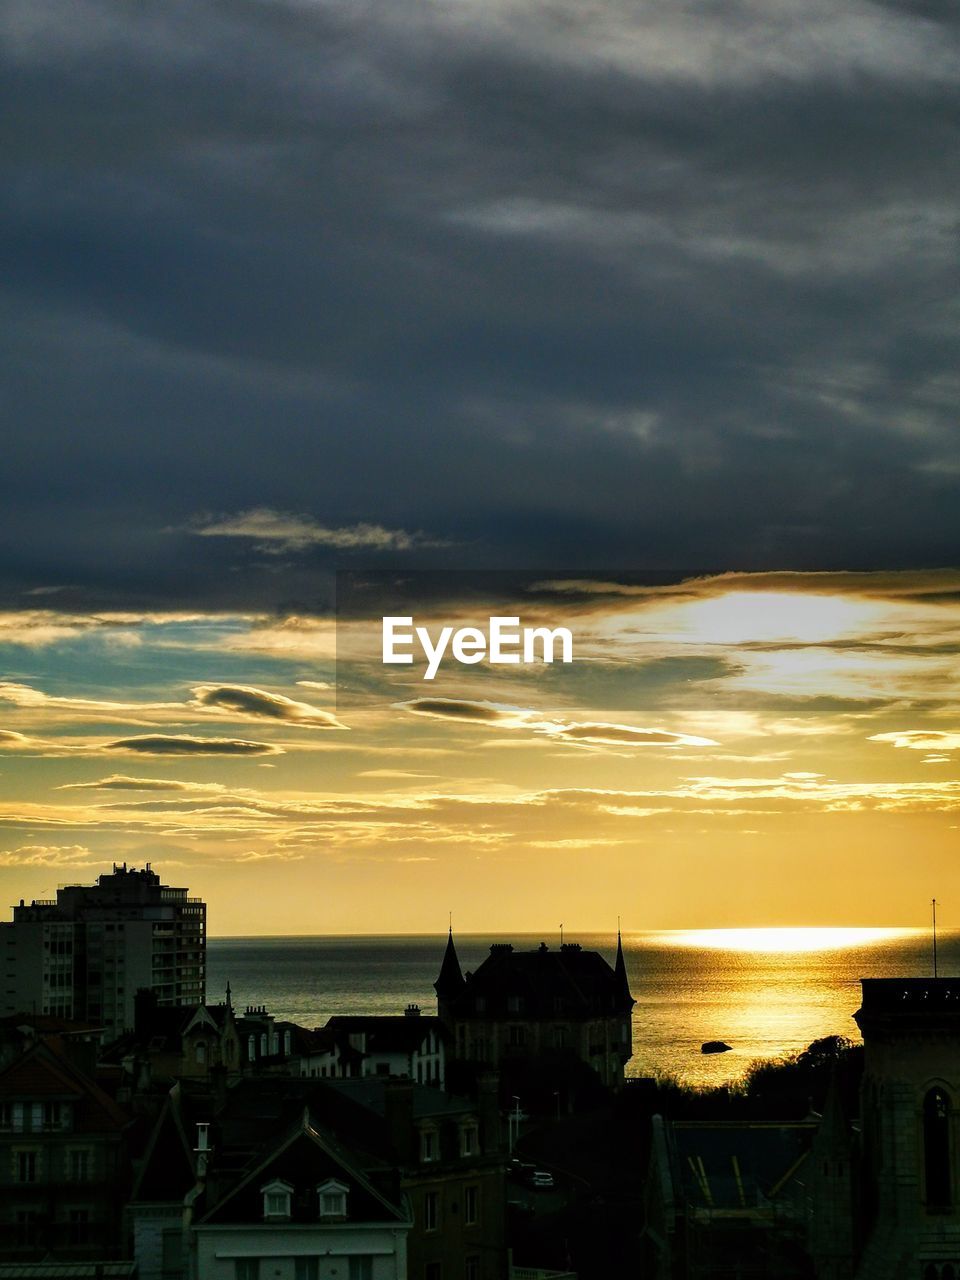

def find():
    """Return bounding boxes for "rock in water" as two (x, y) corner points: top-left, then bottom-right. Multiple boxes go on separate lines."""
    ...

(701, 1040), (733, 1055)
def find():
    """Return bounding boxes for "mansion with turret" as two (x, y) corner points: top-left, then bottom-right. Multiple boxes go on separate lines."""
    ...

(434, 931), (635, 1091)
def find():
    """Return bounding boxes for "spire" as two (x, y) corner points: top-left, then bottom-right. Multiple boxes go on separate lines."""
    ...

(614, 926), (634, 1007)
(434, 926), (465, 1000)
(225, 980), (232, 1010)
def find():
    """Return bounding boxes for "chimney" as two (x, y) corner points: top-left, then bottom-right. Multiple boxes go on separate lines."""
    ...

(405, 1004), (421, 1018)
(383, 1078), (416, 1164)
(134, 987), (159, 1037)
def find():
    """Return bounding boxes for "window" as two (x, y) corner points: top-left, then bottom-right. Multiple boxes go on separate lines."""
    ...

(460, 1125), (478, 1157)
(464, 1185), (479, 1225)
(553, 1026), (567, 1049)
(69, 1149), (91, 1181)
(260, 1178), (293, 1220)
(195, 1041), (207, 1065)
(349, 1258), (373, 1280)
(17, 1150), (38, 1182)
(68, 1208), (90, 1246)
(508, 1025), (525, 1048)
(235, 1262), (260, 1280)
(924, 1087), (952, 1208)
(295, 1261), (319, 1280)
(0, 1101), (22, 1130)
(317, 1179), (349, 1218)
(420, 1127), (438, 1163)
(16, 1210), (40, 1249)
(507, 996), (522, 1014)
(426, 1264), (442, 1280)
(424, 1190), (440, 1232)
(465, 1257), (481, 1280)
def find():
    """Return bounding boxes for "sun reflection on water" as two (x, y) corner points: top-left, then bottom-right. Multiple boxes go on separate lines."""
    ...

(651, 927), (917, 953)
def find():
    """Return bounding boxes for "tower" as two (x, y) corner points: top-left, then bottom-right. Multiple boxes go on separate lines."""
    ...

(853, 978), (960, 1278)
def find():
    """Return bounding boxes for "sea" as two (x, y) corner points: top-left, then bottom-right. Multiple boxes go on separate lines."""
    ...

(207, 928), (960, 1088)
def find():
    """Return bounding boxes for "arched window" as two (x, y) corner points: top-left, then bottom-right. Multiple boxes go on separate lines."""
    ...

(923, 1087), (952, 1207)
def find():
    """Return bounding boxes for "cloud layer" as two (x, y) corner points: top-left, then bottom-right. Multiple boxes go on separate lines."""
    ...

(1, 0), (958, 610)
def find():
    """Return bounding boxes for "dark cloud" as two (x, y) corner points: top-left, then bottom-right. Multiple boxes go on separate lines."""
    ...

(400, 698), (527, 725)
(398, 697), (717, 747)
(190, 684), (345, 727)
(103, 734), (282, 756)
(553, 724), (717, 747)
(1, 0), (958, 609)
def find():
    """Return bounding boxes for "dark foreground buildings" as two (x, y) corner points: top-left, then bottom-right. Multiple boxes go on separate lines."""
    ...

(647, 977), (960, 1279)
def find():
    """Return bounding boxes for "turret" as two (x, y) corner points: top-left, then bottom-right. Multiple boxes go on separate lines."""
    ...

(614, 928), (634, 1010)
(434, 927), (465, 1022)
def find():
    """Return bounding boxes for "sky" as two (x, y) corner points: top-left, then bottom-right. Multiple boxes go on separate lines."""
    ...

(1, 0), (959, 934)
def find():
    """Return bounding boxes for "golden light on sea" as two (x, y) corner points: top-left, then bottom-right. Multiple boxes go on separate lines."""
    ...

(652, 927), (917, 953)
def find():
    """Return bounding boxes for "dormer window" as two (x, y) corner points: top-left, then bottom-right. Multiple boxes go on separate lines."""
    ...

(260, 1178), (293, 1220)
(317, 1178), (349, 1219)
(507, 995), (522, 1014)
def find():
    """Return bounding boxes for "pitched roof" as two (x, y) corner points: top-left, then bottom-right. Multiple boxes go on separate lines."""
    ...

(0, 1041), (129, 1132)
(326, 1076), (475, 1121)
(131, 1082), (209, 1202)
(325, 1015), (444, 1054)
(434, 928), (465, 999)
(200, 1109), (408, 1226)
(446, 942), (631, 1018)
(668, 1121), (815, 1211)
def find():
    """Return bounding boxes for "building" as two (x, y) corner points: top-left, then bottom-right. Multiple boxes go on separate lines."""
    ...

(854, 977), (960, 1279)
(0, 1036), (133, 1262)
(645, 1114), (825, 1278)
(435, 931), (634, 1092)
(323, 1009), (447, 1087)
(646, 975), (960, 1280)
(1, 863), (206, 1038)
(102, 986), (241, 1092)
(328, 1074), (507, 1280)
(131, 1073), (507, 1280)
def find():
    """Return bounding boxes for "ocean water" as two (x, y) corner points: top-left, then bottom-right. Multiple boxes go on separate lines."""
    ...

(207, 928), (960, 1088)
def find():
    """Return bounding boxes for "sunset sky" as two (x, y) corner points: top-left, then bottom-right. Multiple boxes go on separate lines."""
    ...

(2, 2), (958, 934)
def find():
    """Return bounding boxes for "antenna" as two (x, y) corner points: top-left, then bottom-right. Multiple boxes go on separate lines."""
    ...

(933, 898), (938, 978)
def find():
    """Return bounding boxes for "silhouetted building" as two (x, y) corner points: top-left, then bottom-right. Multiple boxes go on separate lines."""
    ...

(324, 1009), (447, 1086)
(854, 977), (960, 1278)
(436, 931), (634, 1092)
(0, 1036), (133, 1262)
(1, 863), (206, 1038)
(647, 976), (960, 1279)
(131, 1073), (507, 1280)
(102, 986), (240, 1092)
